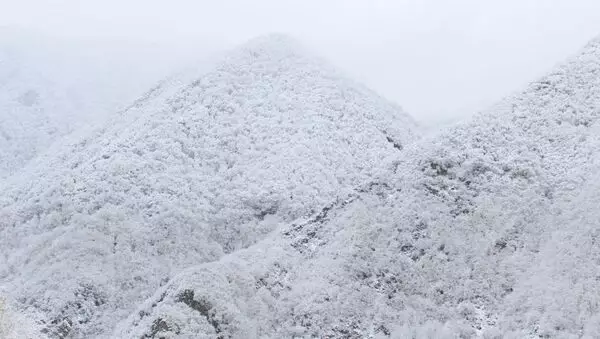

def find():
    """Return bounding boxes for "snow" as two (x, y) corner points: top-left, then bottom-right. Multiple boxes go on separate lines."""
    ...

(0, 295), (47, 339)
(2, 29), (600, 338)
(0, 28), (204, 180)
(116, 36), (600, 338)
(0, 34), (417, 337)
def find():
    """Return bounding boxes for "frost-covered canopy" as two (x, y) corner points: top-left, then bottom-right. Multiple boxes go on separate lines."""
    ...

(117, 36), (600, 338)
(3, 31), (600, 339)
(0, 34), (417, 338)
(0, 28), (182, 180)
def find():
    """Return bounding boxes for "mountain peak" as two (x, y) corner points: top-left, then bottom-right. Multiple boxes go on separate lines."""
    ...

(0, 34), (417, 337)
(242, 33), (302, 51)
(115, 33), (600, 338)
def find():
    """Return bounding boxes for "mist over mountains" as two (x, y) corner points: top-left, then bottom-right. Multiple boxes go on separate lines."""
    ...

(0, 27), (217, 179)
(1, 28), (600, 339)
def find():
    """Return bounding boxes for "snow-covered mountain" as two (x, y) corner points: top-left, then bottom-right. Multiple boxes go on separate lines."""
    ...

(114, 36), (600, 338)
(0, 28), (206, 180)
(0, 34), (417, 338)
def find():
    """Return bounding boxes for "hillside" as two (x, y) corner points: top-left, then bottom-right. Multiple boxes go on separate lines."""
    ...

(0, 34), (418, 338)
(0, 28), (197, 179)
(116, 37), (600, 338)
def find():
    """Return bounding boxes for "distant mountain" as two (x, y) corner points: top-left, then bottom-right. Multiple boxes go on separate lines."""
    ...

(0, 28), (207, 179)
(0, 34), (418, 338)
(116, 37), (600, 338)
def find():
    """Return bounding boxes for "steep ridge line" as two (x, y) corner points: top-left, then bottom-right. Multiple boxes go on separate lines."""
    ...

(0, 34), (418, 338)
(0, 29), (185, 181)
(118, 35), (600, 338)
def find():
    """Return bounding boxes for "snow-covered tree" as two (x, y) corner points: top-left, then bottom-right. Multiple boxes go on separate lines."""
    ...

(0, 34), (417, 337)
(118, 35), (600, 338)
(0, 295), (47, 339)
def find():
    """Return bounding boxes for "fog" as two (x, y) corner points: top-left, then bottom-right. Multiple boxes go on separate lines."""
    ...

(3, 0), (600, 125)
(4, 2), (600, 338)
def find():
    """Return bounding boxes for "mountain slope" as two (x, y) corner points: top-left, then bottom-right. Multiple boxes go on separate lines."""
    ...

(0, 34), (418, 338)
(0, 28), (199, 179)
(117, 36), (600, 338)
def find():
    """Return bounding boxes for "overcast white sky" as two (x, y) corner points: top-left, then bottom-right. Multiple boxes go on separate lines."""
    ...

(2, 0), (600, 125)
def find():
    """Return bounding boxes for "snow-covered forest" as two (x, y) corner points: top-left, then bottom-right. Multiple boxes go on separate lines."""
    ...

(2, 6), (600, 339)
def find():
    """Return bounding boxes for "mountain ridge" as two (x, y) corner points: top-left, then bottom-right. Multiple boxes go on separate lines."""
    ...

(0, 28), (202, 180)
(117, 35), (600, 338)
(0, 34), (418, 338)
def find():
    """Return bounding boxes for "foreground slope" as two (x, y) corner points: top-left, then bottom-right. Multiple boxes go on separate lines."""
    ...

(119, 37), (600, 338)
(0, 35), (417, 337)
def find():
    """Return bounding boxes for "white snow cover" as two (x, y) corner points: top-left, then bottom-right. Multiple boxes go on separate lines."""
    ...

(0, 295), (47, 339)
(0, 28), (191, 180)
(115, 36), (600, 338)
(0, 34), (417, 338)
